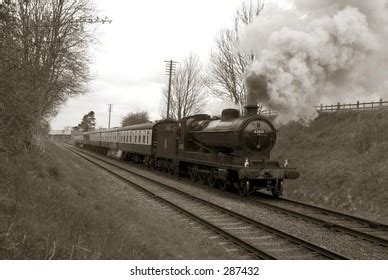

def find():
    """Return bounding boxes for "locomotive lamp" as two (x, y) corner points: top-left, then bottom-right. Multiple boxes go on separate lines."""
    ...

(244, 158), (250, 168)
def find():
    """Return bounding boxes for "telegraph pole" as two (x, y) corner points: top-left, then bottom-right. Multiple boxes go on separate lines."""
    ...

(107, 104), (113, 128)
(164, 60), (178, 119)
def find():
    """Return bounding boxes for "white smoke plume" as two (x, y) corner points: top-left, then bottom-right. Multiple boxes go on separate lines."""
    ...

(242, 1), (388, 124)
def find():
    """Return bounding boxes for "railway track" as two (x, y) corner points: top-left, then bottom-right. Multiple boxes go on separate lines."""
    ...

(60, 143), (348, 260)
(249, 194), (388, 248)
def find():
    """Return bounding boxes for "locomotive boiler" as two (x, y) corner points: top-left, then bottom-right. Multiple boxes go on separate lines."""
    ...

(190, 106), (276, 156)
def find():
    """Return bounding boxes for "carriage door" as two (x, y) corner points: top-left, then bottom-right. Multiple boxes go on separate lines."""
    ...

(156, 123), (178, 158)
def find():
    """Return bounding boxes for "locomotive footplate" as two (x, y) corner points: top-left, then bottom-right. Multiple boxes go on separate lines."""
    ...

(239, 167), (300, 180)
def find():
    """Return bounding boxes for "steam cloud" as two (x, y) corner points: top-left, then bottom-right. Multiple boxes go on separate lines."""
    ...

(242, 1), (388, 124)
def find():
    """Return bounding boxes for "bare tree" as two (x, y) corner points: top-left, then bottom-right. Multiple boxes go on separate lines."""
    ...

(121, 110), (150, 127)
(161, 54), (206, 120)
(207, 0), (264, 112)
(0, 0), (98, 152)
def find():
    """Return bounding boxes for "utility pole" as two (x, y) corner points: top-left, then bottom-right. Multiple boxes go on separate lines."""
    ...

(164, 60), (178, 119)
(107, 104), (113, 128)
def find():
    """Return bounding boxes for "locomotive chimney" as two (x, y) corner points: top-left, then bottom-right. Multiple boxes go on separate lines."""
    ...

(245, 105), (258, 116)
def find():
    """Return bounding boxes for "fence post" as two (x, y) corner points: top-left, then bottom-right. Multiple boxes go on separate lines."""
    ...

(357, 101), (359, 110)
(337, 102), (340, 110)
(380, 99), (383, 107)
(372, 101), (374, 109)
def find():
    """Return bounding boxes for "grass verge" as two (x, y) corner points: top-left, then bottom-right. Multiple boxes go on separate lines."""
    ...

(0, 140), (226, 259)
(272, 110), (388, 223)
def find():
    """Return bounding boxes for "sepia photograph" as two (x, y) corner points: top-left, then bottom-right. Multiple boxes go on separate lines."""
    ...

(0, 0), (387, 277)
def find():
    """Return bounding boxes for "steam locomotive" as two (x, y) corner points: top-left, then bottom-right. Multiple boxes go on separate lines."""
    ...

(73, 105), (299, 197)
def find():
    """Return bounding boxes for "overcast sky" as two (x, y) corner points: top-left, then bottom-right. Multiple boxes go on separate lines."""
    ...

(51, 0), (281, 130)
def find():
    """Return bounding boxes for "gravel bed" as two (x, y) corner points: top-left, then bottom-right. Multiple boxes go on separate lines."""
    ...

(62, 145), (253, 259)
(96, 155), (388, 260)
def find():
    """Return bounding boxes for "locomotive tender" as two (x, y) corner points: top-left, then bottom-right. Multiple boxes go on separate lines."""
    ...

(74, 106), (299, 197)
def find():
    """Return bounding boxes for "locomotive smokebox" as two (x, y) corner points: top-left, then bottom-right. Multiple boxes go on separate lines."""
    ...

(245, 105), (258, 116)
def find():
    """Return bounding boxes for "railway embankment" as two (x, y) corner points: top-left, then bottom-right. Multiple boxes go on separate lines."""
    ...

(272, 109), (388, 224)
(0, 140), (226, 259)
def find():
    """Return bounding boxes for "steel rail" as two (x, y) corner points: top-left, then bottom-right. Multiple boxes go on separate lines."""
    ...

(280, 197), (388, 230)
(249, 195), (388, 248)
(60, 144), (275, 259)
(62, 144), (348, 260)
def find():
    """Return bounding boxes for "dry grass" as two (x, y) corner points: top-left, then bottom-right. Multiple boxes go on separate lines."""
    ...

(272, 110), (388, 223)
(0, 140), (226, 259)
(0, 143), (114, 259)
